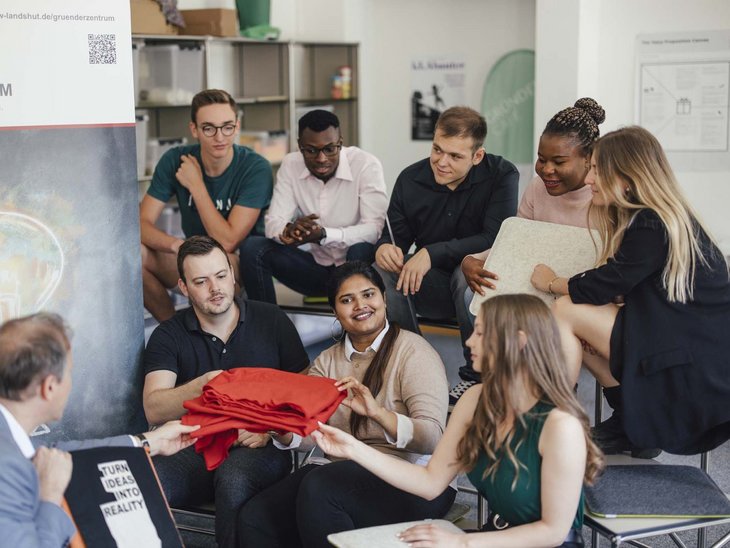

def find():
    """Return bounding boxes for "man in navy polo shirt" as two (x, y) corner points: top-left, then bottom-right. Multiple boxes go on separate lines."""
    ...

(143, 235), (309, 547)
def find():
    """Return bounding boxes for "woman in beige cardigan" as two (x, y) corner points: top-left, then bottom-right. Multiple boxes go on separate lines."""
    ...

(236, 261), (455, 548)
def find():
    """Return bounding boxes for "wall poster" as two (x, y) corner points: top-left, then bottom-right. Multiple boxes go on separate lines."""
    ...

(411, 55), (466, 140)
(636, 30), (730, 171)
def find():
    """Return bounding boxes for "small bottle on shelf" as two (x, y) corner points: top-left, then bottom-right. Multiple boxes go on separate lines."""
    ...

(339, 65), (352, 99)
(331, 74), (343, 99)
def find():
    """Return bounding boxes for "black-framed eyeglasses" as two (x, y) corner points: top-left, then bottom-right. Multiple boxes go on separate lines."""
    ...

(300, 143), (342, 159)
(199, 123), (237, 138)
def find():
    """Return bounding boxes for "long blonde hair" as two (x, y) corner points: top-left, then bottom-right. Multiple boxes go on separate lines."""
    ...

(456, 295), (603, 486)
(590, 126), (722, 303)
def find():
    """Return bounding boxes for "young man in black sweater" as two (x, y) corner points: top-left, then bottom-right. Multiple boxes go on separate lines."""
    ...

(374, 107), (518, 399)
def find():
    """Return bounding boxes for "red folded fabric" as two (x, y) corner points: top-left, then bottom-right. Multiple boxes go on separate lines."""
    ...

(181, 368), (346, 470)
(184, 396), (343, 434)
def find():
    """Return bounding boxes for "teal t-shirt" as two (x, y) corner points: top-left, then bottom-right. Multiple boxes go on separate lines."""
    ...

(147, 144), (273, 238)
(466, 401), (584, 529)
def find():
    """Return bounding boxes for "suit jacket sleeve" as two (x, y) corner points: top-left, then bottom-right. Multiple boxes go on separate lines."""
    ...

(0, 451), (76, 548)
(54, 435), (136, 452)
(569, 209), (668, 304)
(424, 165), (519, 270)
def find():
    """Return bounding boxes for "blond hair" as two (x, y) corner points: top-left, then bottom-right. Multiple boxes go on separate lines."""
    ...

(590, 126), (722, 303)
(456, 295), (603, 487)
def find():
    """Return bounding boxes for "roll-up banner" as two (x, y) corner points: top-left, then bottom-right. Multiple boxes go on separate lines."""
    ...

(0, 1), (147, 439)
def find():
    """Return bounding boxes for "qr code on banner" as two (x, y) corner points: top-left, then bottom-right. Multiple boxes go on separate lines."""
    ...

(88, 33), (116, 64)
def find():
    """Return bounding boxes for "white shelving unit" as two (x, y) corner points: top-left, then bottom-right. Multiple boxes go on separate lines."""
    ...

(132, 35), (360, 181)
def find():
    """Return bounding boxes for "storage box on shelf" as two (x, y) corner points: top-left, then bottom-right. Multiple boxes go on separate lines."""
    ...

(130, 0), (179, 35)
(180, 9), (239, 37)
(138, 43), (205, 106)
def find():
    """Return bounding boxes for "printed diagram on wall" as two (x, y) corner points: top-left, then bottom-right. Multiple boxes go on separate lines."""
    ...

(0, 211), (64, 323)
(635, 30), (730, 170)
(411, 56), (466, 140)
(640, 61), (729, 152)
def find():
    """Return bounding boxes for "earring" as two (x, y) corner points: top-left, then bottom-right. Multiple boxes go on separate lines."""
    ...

(331, 318), (344, 342)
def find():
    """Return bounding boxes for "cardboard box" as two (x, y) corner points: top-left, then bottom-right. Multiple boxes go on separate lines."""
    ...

(130, 0), (179, 35)
(180, 9), (239, 37)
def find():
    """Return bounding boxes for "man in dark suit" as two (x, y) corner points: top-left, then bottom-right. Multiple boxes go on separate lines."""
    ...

(0, 312), (198, 547)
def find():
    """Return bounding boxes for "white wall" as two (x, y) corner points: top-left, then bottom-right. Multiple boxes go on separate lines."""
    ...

(535, 0), (730, 252)
(533, 0), (581, 148)
(271, 0), (352, 41)
(272, 0), (536, 188)
(360, 0), (536, 188)
(272, 0), (729, 251)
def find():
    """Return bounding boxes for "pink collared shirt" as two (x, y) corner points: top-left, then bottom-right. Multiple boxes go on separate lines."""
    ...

(264, 146), (388, 266)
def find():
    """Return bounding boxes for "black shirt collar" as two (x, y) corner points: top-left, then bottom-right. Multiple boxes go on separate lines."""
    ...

(182, 295), (246, 332)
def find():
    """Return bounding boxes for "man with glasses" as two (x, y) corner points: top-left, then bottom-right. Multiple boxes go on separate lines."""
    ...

(240, 109), (387, 303)
(140, 89), (273, 322)
(374, 106), (518, 388)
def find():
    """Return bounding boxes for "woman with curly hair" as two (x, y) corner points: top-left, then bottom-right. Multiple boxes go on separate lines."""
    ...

(453, 97), (605, 404)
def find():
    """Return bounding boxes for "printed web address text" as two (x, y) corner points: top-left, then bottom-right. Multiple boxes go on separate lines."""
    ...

(0, 12), (115, 23)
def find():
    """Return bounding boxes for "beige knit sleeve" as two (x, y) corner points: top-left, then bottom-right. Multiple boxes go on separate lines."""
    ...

(393, 333), (449, 455)
(307, 352), (328, 378)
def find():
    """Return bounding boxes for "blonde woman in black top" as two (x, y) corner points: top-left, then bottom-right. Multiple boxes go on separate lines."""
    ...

(531, 126), (730, 456)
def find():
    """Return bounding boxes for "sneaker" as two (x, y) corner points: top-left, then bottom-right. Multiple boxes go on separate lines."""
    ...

(592, 414), (662, 459)
(449, 380), (477, 405)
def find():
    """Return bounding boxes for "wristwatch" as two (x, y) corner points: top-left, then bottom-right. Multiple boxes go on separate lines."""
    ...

(319, 227), (327, 243)
(136, 433), (151, 450)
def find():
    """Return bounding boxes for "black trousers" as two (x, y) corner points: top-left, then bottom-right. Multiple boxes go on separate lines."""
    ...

(154, 444), (291, 547)
(236, 459), (457, 548)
